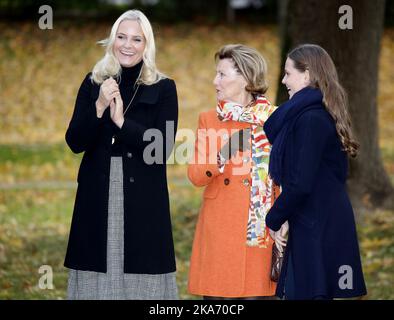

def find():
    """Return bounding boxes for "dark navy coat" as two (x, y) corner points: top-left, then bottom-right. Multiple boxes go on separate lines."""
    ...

(64, 65), (178, 274)
(264, 87), (367, 299)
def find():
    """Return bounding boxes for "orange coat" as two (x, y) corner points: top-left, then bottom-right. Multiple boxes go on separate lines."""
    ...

(187, 109), (277, 297)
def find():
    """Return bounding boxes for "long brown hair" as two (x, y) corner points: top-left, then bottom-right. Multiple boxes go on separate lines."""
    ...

(288, 44), (359, 157)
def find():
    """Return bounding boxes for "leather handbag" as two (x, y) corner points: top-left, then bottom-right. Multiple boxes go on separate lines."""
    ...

(270, 182), (285, 282)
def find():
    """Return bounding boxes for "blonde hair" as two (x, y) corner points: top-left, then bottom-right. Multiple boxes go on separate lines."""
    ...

(215, 44), (268, 97)
(288, 44), (359, 157)
(91, 9), (165, 85)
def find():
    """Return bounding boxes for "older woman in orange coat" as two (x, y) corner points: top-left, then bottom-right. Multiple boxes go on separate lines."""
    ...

(187, 44), (287, 299)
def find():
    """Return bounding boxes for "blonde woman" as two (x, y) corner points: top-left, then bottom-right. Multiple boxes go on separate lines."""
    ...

(64, 10), (179, 299)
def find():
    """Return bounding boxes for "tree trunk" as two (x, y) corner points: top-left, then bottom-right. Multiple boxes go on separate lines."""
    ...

(226, 0), (236, 23)
(276, 0), (393, 212)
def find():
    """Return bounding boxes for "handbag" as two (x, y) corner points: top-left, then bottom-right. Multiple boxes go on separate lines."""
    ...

(270, 242), (285, 282)
(270, 182), (286, 282)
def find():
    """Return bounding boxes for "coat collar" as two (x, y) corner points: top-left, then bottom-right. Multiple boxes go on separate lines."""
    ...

(264, 86), (323, 144)
(263, 86), (323, 185)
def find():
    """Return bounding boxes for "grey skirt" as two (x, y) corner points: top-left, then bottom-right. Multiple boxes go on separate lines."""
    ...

(67, 157), (178, 300)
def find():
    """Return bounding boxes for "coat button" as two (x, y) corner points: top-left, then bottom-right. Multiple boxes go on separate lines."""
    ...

(224, 178), (230, 185)
(129, 177), (135, 183)
(127, 152), (133, 158)
(206, 170), (212, 177)
(243, 178), (250, 186)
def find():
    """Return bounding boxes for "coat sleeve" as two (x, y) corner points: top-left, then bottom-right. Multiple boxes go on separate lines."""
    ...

(116, 78), (178, 162)
(187, 113), (223, 187)
(65, 74), (107, 154)
(265, 112), (330, 231)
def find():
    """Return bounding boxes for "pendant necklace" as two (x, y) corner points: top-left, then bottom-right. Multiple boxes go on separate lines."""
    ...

(112, 67), (143, 145)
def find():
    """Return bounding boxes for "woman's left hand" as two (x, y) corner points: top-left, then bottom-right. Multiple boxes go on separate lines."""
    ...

(110, 94), (124, 128)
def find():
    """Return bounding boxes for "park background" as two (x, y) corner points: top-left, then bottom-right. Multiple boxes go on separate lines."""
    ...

(0, 0), (393, 299)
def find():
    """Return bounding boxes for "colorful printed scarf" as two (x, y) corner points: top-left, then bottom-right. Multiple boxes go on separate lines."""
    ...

(217, 95), (278, 248)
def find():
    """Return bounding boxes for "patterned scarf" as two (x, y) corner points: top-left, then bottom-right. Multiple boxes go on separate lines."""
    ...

(217, 95), (278, 248)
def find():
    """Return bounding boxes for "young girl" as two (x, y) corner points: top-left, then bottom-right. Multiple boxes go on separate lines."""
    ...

(264, 44), (367, 300)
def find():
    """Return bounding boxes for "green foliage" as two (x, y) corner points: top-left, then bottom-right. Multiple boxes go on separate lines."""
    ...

(358, 210), (394, 299)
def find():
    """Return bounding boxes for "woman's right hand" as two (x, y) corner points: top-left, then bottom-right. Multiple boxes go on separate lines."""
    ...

(96, 77), (120, 118)
(269, 221), (289, 250)
(220, 128), (251, 161)
(275, 221), (289, 250)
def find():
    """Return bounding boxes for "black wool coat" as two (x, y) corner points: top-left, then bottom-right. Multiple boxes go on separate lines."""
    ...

(64, 66), (178, 274)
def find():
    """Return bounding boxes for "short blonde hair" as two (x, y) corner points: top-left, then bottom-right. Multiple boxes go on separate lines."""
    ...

(215, 44), (268, 96)
(91, 9), (165, 85)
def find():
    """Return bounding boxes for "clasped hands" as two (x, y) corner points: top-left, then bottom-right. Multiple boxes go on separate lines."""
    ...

(96, 77), (124, 128)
